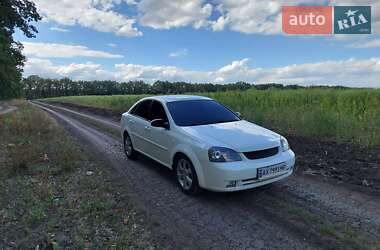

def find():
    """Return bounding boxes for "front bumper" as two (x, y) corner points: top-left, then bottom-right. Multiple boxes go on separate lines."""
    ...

(201, 149), (295, 192)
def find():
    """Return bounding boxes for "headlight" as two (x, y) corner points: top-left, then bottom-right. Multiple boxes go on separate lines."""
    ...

(280, 136), (290, 152)
(208, 147), (242, 162)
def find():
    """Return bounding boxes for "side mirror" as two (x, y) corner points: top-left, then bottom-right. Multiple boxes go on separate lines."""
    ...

(235, 112), (243, 119)
(151, 119), (170, 130)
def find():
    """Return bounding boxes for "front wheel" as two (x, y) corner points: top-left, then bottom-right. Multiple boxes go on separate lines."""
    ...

(175, 156), (201, 195)
(123, 132), (138, 159)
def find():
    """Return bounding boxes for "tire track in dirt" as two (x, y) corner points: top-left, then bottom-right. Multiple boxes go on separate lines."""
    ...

(0, 103), (17, 115)
(31, 101), (380, 249)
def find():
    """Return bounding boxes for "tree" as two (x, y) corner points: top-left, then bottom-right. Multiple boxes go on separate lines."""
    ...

(0, 0), (41, 99)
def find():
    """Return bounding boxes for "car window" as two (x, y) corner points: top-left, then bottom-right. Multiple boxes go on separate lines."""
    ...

(150, 101), (168, 121)
(167, 100), (240, 126)
(131, 100), (152, 120)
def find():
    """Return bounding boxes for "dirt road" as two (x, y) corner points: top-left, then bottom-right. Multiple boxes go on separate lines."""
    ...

(31, 101), (380, 250)
(0, 102), (17, 115)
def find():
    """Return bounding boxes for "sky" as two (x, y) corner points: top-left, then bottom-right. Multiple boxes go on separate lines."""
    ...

(16, 0), (380, 87)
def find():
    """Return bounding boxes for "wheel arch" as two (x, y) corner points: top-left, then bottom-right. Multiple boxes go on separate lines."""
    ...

(172, 152), (189, 166)
(123, 129), (136, 149)
(171, 149), (205, 188)
(123, 129), (129, 139)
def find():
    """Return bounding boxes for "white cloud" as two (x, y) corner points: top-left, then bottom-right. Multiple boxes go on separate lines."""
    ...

(212, 16), (229, 32)
(23, 42), (124, 58)
(24, 58), (114, 80)
(169, 49), (188, 58)
(218, 58), (249, 74)
(24, 57), (380, 87)
(349, 39), (380, 48)
(55, 62), (113, 80)
(107, 43), (117, 47)
(254, 58), (380, 87)
(114, 63), (211, 82)
(125, 0), (138, 5)
(211, 0), (283, 34)
(33, 0), (142, 37)
(331, 34), (370, 41)
(215, 58), (250, 82)
(34, 0), (380, 36)
(211, 0), (380, 35)
(50, 27), (70, 32)
(24, 58), (59, 78)
(137, 0), (213, 29)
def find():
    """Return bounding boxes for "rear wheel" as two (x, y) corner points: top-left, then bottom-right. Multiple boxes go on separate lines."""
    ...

(174, 156), (201, 195)
(123, 132), (138, 159)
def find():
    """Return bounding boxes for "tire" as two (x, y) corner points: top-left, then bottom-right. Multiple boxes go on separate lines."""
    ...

(174, 155), (201, 195)
(123, 132), (138, 160)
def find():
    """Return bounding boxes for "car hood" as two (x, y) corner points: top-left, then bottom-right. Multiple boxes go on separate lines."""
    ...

(181, 120), (281, 152)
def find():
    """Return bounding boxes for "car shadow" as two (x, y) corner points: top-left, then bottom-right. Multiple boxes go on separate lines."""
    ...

(132, 152), (279, 200)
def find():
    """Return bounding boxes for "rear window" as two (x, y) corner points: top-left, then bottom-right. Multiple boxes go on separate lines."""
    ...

(131, 100), (151, 120)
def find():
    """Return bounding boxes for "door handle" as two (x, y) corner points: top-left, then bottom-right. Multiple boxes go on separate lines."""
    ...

(144, 126), (151, 131)
(129, 119), (135, 124)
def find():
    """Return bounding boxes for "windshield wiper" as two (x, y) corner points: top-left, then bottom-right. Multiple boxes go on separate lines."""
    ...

(211, 119), (238, 124)
(185, 120), (236, 126)
(187, 122), (207, 126)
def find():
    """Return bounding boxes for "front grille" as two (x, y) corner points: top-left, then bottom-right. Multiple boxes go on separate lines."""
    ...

(243, 147), (279, 160)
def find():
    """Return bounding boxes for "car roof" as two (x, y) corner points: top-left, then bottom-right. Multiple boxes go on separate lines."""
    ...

(147, 95), (212, 103)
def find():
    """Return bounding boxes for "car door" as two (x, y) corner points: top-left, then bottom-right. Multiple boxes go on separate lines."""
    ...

(145, 100), (173, 166)
(128, 99), (152, 153)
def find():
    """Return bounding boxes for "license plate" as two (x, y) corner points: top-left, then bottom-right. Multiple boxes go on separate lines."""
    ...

(257, 163), (287, 180)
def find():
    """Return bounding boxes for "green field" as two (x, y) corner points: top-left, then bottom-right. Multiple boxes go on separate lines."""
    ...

(45, 88), (380, 147)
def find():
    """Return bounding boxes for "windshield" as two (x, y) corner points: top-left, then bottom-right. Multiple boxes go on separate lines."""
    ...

(166, 100), (240, 126)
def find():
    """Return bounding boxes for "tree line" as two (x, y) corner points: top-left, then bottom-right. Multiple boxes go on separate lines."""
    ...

(25, 75), (339, 99)
(23, 75), (351, 99)
(23, 75), (253, 99)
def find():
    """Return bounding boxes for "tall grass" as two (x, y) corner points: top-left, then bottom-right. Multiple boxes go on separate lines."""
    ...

(46, 94), (149, 113)
(208, 89), (380, 147)
(44, 88), (380, 147)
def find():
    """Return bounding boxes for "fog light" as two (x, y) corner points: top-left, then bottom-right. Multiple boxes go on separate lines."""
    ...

(285, 164), (293, 171)
(226, 180), (237, 188)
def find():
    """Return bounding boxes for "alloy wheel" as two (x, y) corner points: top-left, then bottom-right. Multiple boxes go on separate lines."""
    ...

(176, 159), (193, 190)
(124, 135), (133, 156)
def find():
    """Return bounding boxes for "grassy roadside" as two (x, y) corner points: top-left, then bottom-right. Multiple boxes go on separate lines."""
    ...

(44, 88), (380, 147)
(268, 197), (376, 250)
(0, 101), (154, 249)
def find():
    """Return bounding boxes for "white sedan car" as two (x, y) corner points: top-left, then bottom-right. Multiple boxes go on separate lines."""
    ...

(121, 95), (295, 195)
